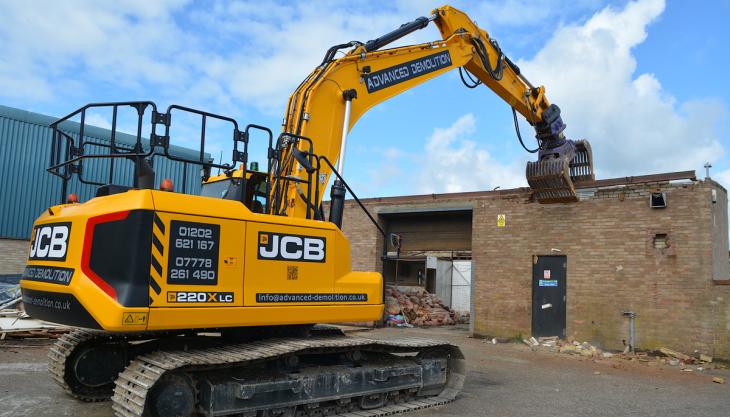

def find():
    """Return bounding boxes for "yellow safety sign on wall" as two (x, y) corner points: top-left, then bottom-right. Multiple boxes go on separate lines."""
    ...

(122, 312), (148, 326)
(497, 214), (506, 227)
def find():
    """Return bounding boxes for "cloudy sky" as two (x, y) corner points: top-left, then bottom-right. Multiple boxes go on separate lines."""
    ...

(1, 0), (728, 197)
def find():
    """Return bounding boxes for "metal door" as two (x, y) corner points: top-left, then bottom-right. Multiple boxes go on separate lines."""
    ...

(435, 259), (453, 307)
(450, 260), (471, 313)
(532, 255), (566, 338)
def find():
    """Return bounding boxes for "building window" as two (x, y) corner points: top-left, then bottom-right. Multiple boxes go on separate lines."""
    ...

(653, 233), (669, 249)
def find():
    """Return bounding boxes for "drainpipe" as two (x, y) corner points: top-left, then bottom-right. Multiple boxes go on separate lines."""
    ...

(622, 311), (636, 353)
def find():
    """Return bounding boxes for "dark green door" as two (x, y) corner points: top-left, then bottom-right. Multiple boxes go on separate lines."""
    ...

(532, 255), (567, 338)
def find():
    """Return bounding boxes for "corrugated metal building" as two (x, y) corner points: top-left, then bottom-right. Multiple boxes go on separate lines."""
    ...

(0, 104), (205, 267)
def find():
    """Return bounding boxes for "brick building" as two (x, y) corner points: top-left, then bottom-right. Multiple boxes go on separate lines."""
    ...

(339, 171), (730, 358)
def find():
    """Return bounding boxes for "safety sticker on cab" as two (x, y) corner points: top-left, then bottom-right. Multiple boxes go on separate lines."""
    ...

(167, 291), (234, 303)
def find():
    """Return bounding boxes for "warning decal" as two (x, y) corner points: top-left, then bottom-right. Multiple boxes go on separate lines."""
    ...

(122, 312), (148, 326)
(497, 214), (506, 227)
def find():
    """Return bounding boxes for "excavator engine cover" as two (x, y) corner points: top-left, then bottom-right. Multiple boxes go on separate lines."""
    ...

(526, 139), (594, 203)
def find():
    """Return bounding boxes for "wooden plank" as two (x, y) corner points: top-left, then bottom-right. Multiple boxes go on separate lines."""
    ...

(659, 347), (692, 361)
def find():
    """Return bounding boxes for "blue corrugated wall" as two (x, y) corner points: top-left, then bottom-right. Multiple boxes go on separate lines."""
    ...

(0, 105), (206, 239)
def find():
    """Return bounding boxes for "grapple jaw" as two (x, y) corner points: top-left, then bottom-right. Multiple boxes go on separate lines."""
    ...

(526, 139), (594, 203)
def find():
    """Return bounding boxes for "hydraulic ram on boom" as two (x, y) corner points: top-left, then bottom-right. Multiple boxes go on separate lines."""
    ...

(272, 5), (594, 225)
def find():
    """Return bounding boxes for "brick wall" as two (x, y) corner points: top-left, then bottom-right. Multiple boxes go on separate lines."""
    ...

(710, 181), (730, 280)
(341, 180), (730, 358)
(0, 239), (29, 275)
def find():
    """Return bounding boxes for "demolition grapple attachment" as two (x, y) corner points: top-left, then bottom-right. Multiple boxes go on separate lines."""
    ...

(525, 105), (594, 203)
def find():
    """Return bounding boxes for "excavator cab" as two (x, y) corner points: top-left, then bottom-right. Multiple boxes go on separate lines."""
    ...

(201, 166), (269, 213)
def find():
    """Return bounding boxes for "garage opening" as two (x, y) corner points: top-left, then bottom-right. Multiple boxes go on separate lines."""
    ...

(381, 210), (472, 316)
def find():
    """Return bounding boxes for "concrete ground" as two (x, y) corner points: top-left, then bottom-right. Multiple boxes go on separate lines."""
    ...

(0, 325), (728, 417)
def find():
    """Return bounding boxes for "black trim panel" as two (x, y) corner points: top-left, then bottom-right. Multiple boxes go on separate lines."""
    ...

(89, 210), (153, 307)
(21, 288), (101, 329)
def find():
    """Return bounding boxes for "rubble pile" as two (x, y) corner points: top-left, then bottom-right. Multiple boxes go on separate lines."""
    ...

(0, 280), (21, 310)
(385, 285), (465, 327)
(0, 278), (69, 339)
(1, 309), (68, 339)
(515, 336), (725, 380)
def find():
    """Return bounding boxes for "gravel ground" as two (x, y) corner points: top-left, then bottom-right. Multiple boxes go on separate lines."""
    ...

(0, 325), (727, 417)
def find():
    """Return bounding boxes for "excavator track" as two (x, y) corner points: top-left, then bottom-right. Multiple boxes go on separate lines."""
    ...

(111, 334), (465, 417)
(48, 329), (110, 401)
(48, 328), (178, 402)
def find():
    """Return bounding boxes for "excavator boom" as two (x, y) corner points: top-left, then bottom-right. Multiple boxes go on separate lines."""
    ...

(273, 5), (593, 219)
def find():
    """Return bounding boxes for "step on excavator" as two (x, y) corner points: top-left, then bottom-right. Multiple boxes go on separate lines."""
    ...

(20, 5), (593, 417)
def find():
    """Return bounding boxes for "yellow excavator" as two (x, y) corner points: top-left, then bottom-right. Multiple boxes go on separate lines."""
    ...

(20, 5), (593, 417)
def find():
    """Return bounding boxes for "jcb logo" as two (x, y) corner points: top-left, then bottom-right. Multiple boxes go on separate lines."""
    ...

(258, 232), (326, 263)
(29, 223), (71, 261)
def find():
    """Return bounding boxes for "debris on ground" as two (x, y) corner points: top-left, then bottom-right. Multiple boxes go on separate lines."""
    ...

(384, 286), (466, 327)
(385, 313), (412, 328)
(507, 336), (727, 383)
(660, 347), (692, 362)
(0, 309), (70, 339)
(0, 281), (21, 310)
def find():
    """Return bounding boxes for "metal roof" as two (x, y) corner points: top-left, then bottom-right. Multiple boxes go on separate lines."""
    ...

(0, 104), (207, 239)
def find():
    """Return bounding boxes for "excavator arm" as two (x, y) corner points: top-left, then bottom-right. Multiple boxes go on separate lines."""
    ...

(272, 4), (594, 221)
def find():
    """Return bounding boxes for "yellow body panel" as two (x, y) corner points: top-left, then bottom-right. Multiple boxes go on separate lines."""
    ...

(20, 190), (383, 332)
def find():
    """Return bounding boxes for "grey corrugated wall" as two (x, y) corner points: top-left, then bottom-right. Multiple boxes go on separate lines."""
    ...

(0, 105), (207, 239)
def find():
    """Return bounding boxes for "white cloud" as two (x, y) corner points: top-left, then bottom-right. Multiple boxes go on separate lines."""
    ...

(1, 0), (726, 193)
(84, 113), (111, 130)
(0, 0), (191, 101)
(0, 1), (595, 114)
(418, 114), (526, 193)
(197, 2), (427, 113)
(517, 0), (726, 178)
